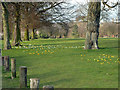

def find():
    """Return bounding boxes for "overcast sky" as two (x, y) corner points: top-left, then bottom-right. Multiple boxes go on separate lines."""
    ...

(69, 0), (119, 22)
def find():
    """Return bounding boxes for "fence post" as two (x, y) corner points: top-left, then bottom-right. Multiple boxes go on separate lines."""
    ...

(43, 85), (54, 90)
(11, 58), (16, 79)
(19, 66), (27, 88)
(30, 78), (40, 90)
(4, 56), (9, 71)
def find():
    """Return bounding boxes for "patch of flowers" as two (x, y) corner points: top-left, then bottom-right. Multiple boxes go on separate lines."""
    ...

(87, 54), (119, 65)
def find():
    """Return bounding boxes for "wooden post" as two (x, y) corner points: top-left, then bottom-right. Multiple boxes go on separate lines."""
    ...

(30, 78), (40, 90)
(4, 56), (9, 71)
(2, 56), (4, 66)
(19, 66), (27, 88)
(11, 58), (16, 79)
(43, 85), (54, 90)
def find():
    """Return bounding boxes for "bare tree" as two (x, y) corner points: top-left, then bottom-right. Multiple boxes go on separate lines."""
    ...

(85, 0), (118, 49)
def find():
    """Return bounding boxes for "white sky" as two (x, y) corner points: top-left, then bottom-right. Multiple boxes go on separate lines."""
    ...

(69, 0), (119, 4)
(69, 0), (119, 21)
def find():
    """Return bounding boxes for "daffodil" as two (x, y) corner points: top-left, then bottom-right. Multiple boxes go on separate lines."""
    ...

(45, 50), (47, 52)
(97, 60), (99, 62)
(29, 53), (32, 54)
(100, 62), (104, 65)
(104, 59), (106, 62)
(101, 58), (103, 60)
(111, 56), (114, 58)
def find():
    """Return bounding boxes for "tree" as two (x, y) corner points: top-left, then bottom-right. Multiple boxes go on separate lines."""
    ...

(12, 3), (21, 46)
(85, 2), (101, 49)
(1, 2), (11, 50)
(20, 2), (67, 40)
(19, 2), (74, 40)
(72, 24), (79, 38)
(85, 0), (118, 49)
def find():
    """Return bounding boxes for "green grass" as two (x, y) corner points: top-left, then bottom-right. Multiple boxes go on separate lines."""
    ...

(2, 38), (118, 88)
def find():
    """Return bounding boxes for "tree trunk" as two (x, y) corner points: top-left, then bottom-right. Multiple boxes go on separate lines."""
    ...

(24, 5), (29, 41)
(24, 25), (29, 41)
(2, 3), (11, 50)
(65, 29), (69, 38)
(12, 3), (21, 46)
(31, 28), (35, 40)
(85, 2), (101, 49)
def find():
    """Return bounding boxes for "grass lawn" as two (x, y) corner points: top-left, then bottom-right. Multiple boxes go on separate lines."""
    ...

(2, 38), (118, 88)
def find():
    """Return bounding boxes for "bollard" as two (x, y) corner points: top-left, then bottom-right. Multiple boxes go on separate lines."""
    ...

(2, 56), (4, 66)
(43, 85), (54, 90)
(11, 58), (16, 79)
(19, 66), (27, 88)
(30, 78), (40, 90)
(4, 56), (9, 71)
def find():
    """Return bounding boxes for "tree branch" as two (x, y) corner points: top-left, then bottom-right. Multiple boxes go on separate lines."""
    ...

(102, 0), (118, 8)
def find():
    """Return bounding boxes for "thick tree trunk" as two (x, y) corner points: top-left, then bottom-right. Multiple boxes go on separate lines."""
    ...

(65, 28), (69, 38)
(24, 25), (29, 41)
(31, 28), (35, 40)
(85, 2), (101, 49)
(2, 3), (11, 50)
(12, 3), (21, 46)
(24, 5), (29, 41)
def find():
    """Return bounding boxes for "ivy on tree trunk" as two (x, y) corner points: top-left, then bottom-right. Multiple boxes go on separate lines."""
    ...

(2, 3), (11, 50)
(85, 2), (101, 49)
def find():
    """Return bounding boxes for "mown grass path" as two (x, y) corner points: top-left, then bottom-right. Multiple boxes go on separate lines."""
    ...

(2, 38), (118, 88)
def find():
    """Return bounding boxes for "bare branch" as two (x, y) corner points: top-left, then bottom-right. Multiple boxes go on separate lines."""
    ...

(102, 0), (118, 8)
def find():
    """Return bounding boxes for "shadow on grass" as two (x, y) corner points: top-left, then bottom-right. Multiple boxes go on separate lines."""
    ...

(99, 47), (118, 49)
(27, 71), (73, 87)
(28, 70), (61, 80)
(23, 44), (58, 47)
(40, 78), (73, 88)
